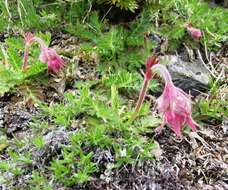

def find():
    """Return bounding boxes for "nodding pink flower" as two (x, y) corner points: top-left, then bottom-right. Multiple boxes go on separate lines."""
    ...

(22, 32), (64, 73)
(39, 47), (64, 73)
(132, 56), (198, 137)
(186, 23), (202, 41)
(152, 64), (198, 136)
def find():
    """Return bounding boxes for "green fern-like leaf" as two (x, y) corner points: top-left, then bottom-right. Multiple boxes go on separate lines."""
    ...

(126, 9), (152, 46)
(102, 70), (140, 89)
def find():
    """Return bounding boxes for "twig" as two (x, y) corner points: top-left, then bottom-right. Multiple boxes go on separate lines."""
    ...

(101, 6), (112, 22)
(82, 0), (92, 23)
(203, 32), (210, 62)
(197, 49), (216, 78)
(17, 0), (25, 26)
(211, 66), (225, 90)
(208, 52), (219, 76)
(183, 43), (194, 61)
(155, 12), (159, 28)
(86, 23), (97, 33)
(4, 0), (12, 31)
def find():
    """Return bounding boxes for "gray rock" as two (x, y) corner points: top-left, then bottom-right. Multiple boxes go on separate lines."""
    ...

(0, 108), (3, 128)
(0, 101), (5, 129)
(161, 55), (211, 97)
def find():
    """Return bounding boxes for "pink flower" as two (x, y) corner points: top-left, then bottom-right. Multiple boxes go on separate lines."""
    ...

(186, 23), (202, 41)
(39, 47), (64, 72)
(22, 32), (64, 73)
(152, 64), (198, 136)
(132, 55), (198, 137)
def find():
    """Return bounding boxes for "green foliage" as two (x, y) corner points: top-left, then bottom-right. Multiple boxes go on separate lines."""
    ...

(102, 69), (159, 92)
(197, 99), (227, 121)
(0, 0), (227, 188)
(32, 81), (155, 186)
(33, 136), (45, 149)
(0, 0), (57, 31)
(0, 0), (227, 52)
(96, 0), (139, 12)
(126, 8), (153, 46)
(96, 0), (155, 12)
(66, 12), (126, 61)
(196, 83), (228, 122)
(0, 147), (33, 185)
(150, 0), (228, 51)
(66, 9), (155, 72)
(50, 146), (96, 186)
(102, 70), (140, 89)
(28, 171), (52, 190)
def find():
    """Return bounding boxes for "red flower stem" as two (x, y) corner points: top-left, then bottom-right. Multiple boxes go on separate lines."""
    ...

(22, 45), (29, 71)
(130, 78), (149, 122)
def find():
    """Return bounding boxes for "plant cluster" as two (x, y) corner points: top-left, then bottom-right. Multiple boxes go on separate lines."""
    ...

(0, 80), (158, 188)
(1, 0), (227, 50)
(0, 33), (52, 95)
(0, 0), (227, 189)
(23, 32), (64, 72)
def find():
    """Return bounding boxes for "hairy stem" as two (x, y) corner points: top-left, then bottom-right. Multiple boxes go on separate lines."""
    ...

(22, 45), (29, 71)
(130, 78), (149, 122)
(152, 64), (172, 84)
(33, 37), (46, 48)
(22, 36), (47, 71)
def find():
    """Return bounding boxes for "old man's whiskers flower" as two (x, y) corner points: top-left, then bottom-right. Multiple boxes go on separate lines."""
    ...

(39, 47), (65, 73)
(132, 56), (198, 136)
(185, 23), (202, 41)
(152, 64), (198, 137)
(22, 32), (64, 73)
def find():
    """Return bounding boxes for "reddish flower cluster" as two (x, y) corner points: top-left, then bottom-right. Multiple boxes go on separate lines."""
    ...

(152, 64), (198, 137)
(133, 56), (198, 137)
(23, 32), (64, 73)
(186, 23), (202, 41)
(39, 47), (64, 73)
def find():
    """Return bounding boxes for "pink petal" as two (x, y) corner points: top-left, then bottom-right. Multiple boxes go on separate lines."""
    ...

(157, 84), (173, 112)
(39, 48), (49, 63)
(186, 116), (197, 132)
(186, 25), (202, 40)
(172, 86), (192, 115)
(39, 47), (64, 72)
(39, 47), (57, 63)
(47, 56), (64, 73)
(164, 111), (185, 137)
(172, 123), (182, 137)
(24, 32), (35, 45)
